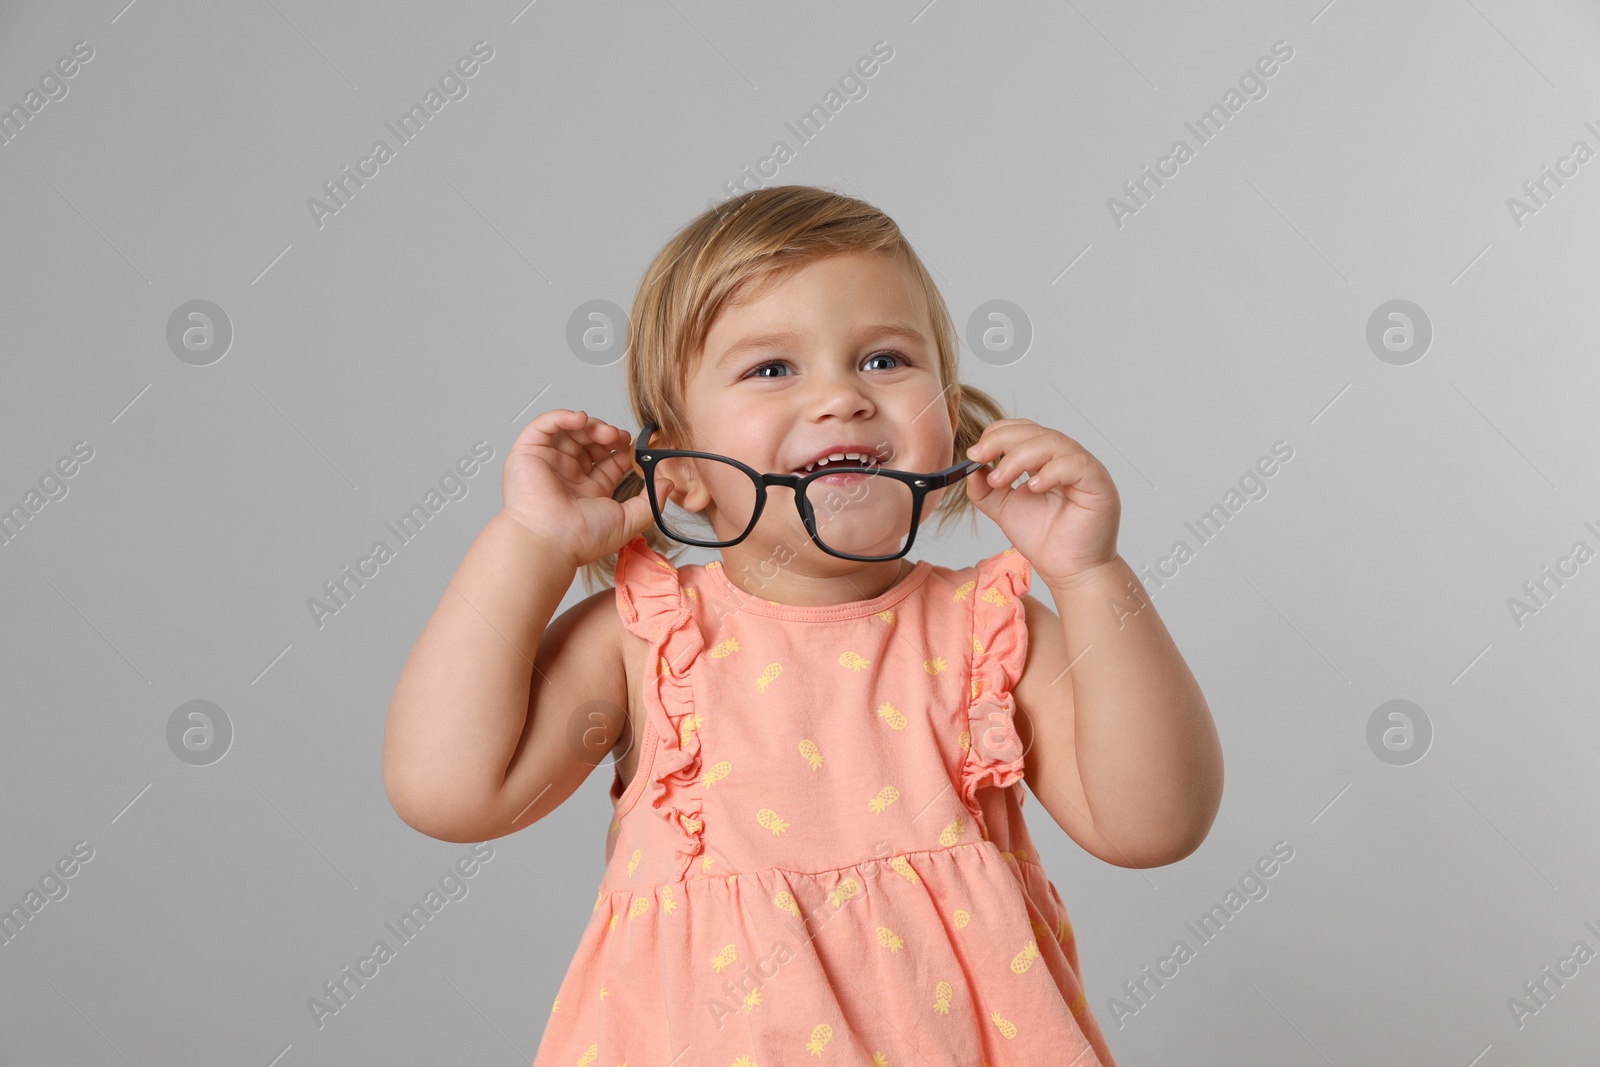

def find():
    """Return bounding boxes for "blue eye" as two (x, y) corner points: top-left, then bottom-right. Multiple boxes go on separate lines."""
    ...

(744, 350), (911, 378)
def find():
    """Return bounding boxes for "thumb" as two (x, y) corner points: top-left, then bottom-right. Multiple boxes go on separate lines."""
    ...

(627, 477), (669, 538)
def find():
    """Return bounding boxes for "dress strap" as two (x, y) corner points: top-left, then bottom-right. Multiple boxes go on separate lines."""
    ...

(613, 535), (708, 880)
(958, 544), (1033, 835)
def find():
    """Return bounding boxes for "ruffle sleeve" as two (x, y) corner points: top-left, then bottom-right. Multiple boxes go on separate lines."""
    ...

(958, 544), (1033, 831)
(614, 535), (708, 882)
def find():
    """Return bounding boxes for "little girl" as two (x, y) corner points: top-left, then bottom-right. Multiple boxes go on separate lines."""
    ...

(385, 185), (1221, 1066)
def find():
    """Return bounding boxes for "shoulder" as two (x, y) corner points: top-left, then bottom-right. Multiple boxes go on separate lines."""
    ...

(545, 584), (631, 671)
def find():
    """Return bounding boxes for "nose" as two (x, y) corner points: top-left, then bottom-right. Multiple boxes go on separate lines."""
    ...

(799, 362), (876, 421)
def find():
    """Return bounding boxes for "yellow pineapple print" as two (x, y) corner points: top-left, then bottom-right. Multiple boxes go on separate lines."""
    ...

(972, 634), (985, 655)
(709, 637), (741, 658)
(1068, 991), (1088, 1017)
(1012, 848), (1027, 862)
(552, 995), (560, 1014)
(1032, 920), (1052, 944)
(678, 713), (703, 745)
(609, 915), (618, 931)
(657, 655), (672, 676)
(662, 885), (677, 914)
(805, 1024), (833, 1056)
(1010, 939), (1041, 973)
(938, 816), (966, 846)
(732, 1057), (757, 1067)
(742, 987), (762, 1012)
(871, 1054), (889, 1067)
(680, 814), (703, 833)
(953, 580), (976, 601)
(971, 676), (982, 701)
(953, 908), (970, 928)
(1058, 917), (1074, 943)
(828, 878), (862, 908)
(756, 807), (790, 834)
(876, 926), (905, 952)
(773, 891), (800, 917)
(755, 663), (783, 692)
(876, 702), (907, 730)
(838, 650), (872, 671)
(593, 888), (603, 914)
(923, 657), (947, 675)
(626, 848), (642, 876)
(990, 1010), (1017, 1039)
(957, 730), (970, 752)
(702, 855), (716, 873)
(799, 739), (824, 770)
(702, 760), (732, 788)
(875, 608), (895, 625)
(629, 896), (650, 919)
(577, 1042), (598, 1066)
(889, 855), (919, 884)
(867, 785), (900, 814)
(933, 980), (953, 1015)
(686, 585), (698, 602)
(711, 943), (738, 972)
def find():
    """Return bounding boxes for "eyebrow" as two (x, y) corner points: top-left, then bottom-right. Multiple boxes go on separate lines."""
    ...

(714, 323), (929, 368)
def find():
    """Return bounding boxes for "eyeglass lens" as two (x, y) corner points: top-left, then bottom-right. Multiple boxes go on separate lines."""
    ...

(649, 457), (916, 559)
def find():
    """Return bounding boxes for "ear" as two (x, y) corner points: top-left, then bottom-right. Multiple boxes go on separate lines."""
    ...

(656, 455), (710, 511)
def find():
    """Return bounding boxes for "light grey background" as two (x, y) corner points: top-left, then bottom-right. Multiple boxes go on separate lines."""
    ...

(3, 0), (1598, 1063)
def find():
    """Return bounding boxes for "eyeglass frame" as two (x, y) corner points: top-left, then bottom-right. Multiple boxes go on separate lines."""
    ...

(632, 421), (993, 561)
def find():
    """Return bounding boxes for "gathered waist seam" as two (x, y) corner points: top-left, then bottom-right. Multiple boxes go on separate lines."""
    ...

(598, 838), (1047, 897)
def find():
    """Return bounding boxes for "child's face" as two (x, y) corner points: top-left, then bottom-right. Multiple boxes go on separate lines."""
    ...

(672, 249), (957, 564)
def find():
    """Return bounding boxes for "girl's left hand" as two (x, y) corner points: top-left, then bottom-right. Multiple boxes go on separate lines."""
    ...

(964, 418), (1121, 589)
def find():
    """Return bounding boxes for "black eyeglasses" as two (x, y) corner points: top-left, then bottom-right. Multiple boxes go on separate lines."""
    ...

(633, 421), (991, 561)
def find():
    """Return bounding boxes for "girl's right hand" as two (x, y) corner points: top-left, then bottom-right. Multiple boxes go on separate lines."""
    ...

(500, 409), (670, 568)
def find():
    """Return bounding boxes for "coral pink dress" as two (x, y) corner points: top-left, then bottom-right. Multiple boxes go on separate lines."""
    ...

(530, 534), (1118, 1067)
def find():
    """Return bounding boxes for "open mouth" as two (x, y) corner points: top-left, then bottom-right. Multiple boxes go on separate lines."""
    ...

(793, 450), (886, 476)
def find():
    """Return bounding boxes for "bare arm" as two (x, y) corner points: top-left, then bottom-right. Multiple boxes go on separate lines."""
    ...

(1013, 560), (1223, 869)
(382, 511), (628, 842)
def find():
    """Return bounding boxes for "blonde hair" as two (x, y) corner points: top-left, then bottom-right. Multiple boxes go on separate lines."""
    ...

(579, 184), (1010, 593)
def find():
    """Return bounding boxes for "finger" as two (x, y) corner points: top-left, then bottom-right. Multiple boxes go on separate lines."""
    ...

(1023, 452), (1090, 492)
(519, 409), (591, 458)
(592, 446), (638, 488)
(966, 421), (1043, 465)
(531, 413), (628, 477)
(982, 433), (1064, 489)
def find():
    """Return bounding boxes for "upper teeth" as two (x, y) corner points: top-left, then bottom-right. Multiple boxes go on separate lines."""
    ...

(800, 452), (875, 473)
